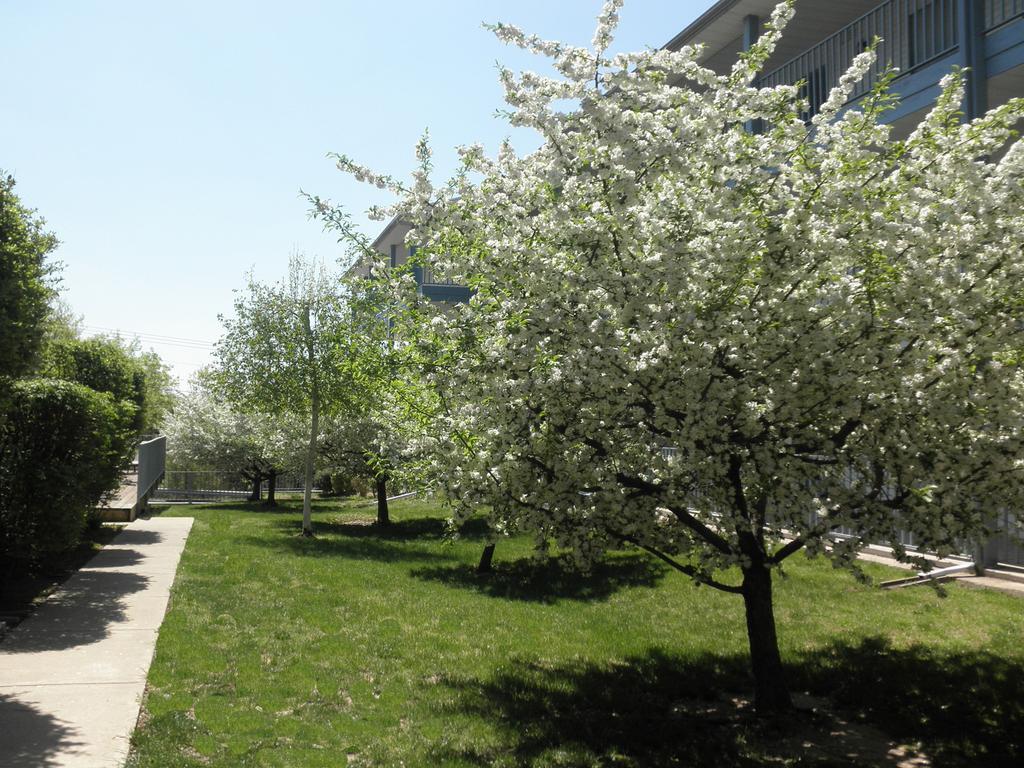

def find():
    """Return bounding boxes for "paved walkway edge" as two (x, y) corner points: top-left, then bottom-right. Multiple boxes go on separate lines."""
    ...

(0, 516), (194, 768)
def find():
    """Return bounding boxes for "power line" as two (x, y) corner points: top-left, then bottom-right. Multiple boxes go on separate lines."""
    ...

(82, 325), (214, 345)
(164, 360), (207, 368)
(82, 325), (216, 350)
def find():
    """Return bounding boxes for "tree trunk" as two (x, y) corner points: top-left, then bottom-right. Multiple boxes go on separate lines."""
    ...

(375, 475), (390, 526)
(265, 471), (277, 507)
(477, 543), (496, 574)
(741, 562), (792, 714)
(248, 476), (262, 502)
(302, 389), (319, 537)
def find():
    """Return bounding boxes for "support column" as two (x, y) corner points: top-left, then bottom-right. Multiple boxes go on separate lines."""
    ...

(958, 0), (988, 119)
(742, 14), (760, 55)
(743, 14), (763, 134)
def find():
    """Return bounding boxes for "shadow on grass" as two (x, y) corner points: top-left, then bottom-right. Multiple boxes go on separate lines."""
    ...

(172, 500), (307, 514)
(0, 693), (85, 767)
(433, 639), (1023, 768)
(792, 636), (1024, 767)
(241, 524), (460, 565)
(310, 515), (492, 542)
(411, 552), (669, 604)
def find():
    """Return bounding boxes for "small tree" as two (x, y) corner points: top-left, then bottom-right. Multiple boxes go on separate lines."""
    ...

(324, 1), (1024, 712)
(321, 415), (410, 526)
(42, 337), (140, 426)
(215, 255), (353, 534)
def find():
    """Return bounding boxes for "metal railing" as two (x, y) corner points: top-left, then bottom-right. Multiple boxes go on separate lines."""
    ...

(986, 0), (1024, 29)
(987, 509), (1024, 570)
(654, 445), (1024, 566)
(806, 504), (1024, 567)
(761, 0), (960, 119)
(136, 435), (166, 502)
(153, 471), (321, 503)
(419, 265), (457, 286)
(408, 245), (458, 287)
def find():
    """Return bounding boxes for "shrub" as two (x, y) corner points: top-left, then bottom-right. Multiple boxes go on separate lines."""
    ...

(329, 472), (355, 497)
(0, 378), (135, 566)
(41, 337), (144, 432)
(350, 476), (372, 497)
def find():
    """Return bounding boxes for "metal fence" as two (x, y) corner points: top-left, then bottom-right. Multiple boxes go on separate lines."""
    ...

(658, 446), (1022, 568)
(986, 509), (1024, 571)
(803, 502), (1024, 569)
(153, 471), (321, 503)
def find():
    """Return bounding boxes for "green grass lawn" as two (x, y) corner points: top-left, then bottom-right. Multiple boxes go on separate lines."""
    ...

(127, 498), (1024, 768)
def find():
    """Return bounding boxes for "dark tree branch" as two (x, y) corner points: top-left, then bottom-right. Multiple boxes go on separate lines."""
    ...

(620, 537), (743, 594)
(612, 472), (734, 555)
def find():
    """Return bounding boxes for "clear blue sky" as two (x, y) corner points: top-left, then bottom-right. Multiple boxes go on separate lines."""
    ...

(2, 1), (708, 385)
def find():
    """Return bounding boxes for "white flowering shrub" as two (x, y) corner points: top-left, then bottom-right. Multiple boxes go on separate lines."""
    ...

(318, 0), (1024, 711)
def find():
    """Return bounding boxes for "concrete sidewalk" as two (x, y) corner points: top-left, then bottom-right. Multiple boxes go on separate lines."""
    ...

(0, 516), (193, 768)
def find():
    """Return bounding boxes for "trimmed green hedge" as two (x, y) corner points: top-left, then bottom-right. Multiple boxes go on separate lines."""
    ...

(0, 378), (135, 564)
(41, 336), (145, 432)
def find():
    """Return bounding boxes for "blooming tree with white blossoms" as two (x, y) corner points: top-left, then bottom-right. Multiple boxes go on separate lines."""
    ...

(318, 0), (1024, 712)
(164, 377), (309, 504)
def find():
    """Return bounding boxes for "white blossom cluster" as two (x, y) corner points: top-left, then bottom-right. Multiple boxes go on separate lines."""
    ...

(331, 1), (1024, 586)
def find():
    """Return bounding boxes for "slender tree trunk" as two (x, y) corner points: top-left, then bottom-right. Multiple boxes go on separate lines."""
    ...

(265, 471), (277, 507)
(375, 475), (390, 526)
(740, 562), (792, 714)
(477, 543), (496, 574)
(302, 389), (319, 537)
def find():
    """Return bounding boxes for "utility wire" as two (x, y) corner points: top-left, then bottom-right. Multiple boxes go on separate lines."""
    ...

(82, 325), (216, 350)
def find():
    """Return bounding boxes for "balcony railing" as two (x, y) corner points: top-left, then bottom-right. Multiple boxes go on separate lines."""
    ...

(418, 265), (457, 286)
(760, 0), (1024, 121)
(762, 0), (961, 119)
(407, 245), (458, 286)
(987, 0), (1024, 28)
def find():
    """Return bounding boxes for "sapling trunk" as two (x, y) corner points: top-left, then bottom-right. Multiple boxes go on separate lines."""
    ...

(477, 543), (496, 573)
(375, 476), (390, 526)
(302, 390), (319, 537)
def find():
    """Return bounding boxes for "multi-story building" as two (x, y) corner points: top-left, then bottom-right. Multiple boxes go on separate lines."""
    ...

(359, 1), (1023, 287)
(665, 0), (1023, 135)
(347, 216), (471, 303)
